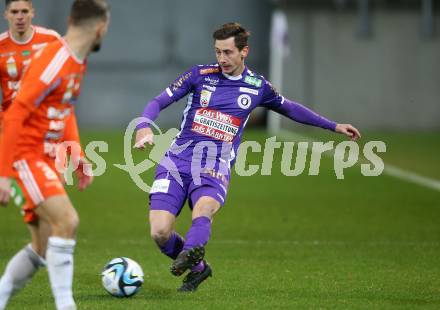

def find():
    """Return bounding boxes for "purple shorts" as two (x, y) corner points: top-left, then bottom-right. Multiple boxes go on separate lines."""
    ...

(149, 154), (230, 216)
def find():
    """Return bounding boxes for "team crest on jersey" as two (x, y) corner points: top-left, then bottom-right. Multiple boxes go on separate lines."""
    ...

(200, 89), (212, 107)
(237, 94), (252, 110)
(244, 76), (262, 88)
(21, 50), (31, 57)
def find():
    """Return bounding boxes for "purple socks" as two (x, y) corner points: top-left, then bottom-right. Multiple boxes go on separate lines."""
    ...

(159, 232), (185, 259)
(183, 216), (212, 251)
(157, 217), (211, 273)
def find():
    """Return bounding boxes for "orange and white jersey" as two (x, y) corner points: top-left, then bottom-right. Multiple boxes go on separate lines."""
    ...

(0, 25), (60, 116)
(0, 38), (86, 177)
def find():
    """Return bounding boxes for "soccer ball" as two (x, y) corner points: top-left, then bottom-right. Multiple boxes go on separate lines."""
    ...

(101, 257), (144, 297)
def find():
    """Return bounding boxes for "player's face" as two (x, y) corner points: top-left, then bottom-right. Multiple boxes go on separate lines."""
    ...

(215, 37), (249, 76)
(4, 1), (34, 35)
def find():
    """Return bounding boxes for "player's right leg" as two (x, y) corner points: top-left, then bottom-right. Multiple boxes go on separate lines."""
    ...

(35, 195), (78, 310)
(148, 155), (190, 261)
(11, 159), (78, 310)
(149, 210), (183, 259)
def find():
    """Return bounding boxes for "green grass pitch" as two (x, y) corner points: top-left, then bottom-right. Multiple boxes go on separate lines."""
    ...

(1, 129), (439, 309)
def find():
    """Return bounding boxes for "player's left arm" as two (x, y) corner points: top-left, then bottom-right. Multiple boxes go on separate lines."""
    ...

(63, 111), (93, 191)
(261, 81), (361, 141)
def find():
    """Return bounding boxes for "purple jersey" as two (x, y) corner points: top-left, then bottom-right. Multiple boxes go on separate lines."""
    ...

(162, 64), (284, 164)
(141, 63), (337, 167)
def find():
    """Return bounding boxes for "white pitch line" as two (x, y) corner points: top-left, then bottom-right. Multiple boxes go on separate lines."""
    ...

(276, 129), (440, 193)
(384, 165), (440, 192)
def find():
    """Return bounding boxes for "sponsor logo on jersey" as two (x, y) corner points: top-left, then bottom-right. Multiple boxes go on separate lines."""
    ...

(191, 108), (241, 143)
(151, 179), (170, 194)
(239, 87), (259, 96)
(21, 50), (31, 57)
(45, 131), (62, 140)
(244, 76), (262, 88)
(49, 120), (66, 131)
(47, 107), (71, 120)
(6, 56), (17, 78)
(7, 81), (19, 91)
(204, 77), (219, 86)
(171, 72), (192, 91)
(200, 89), (212, 107)
(237, 94), (252, 110)
(32, 43), (48, 50)
(200, 67), (220, 75)
(44, 142), (59, 157)
(0, 52), (16, 58)
(202, 84), (216, 92)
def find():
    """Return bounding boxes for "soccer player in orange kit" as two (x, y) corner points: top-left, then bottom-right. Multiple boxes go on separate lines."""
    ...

(0, 0), (60, 127)
(0, 1), (110, 309)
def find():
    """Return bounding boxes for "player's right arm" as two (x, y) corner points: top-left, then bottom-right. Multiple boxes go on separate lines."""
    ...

(135, 67), (196, 149)
(0, 97), (36, 205)
(0, 49), (56, 205)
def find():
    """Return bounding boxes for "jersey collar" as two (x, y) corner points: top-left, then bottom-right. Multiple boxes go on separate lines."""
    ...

(9, 25), (35, 45)
(221, 65), (249, 81)
(61, 37), (84, 64)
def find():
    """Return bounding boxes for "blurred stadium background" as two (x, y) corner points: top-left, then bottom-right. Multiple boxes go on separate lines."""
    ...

(1, 0), (439, 309)
(0, 0), (437, 131)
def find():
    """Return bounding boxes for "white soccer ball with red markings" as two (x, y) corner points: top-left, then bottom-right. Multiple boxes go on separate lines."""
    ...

(101, 257), (144, 297)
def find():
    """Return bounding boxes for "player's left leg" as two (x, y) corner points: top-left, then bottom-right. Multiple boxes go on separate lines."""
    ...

(170, 193), (222, 275)
(0, 214), (49, 310)
(172, 195), (220, 291)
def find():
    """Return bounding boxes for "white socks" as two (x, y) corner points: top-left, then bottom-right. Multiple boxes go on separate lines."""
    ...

(46, 237), (76, 310)
(0, 244), (45, 310)
(0, 238), (77, 310)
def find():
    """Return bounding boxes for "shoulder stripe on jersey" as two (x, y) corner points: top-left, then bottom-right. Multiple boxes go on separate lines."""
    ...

(40, 47), (69, 85)
(35, 26), (60, 38)
(166, 87), (173, 97)
(0, 31), (9, 42)
(176, 93), (193, 138)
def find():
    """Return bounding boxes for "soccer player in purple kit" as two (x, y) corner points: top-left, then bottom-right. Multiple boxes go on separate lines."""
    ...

(135, 22), (361, 292)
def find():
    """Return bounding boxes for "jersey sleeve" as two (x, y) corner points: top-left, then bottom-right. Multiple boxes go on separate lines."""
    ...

(137, 66), (197, 129)
(164, 66), (198, 102)
(0, 99), (36, 176)
(259, 79), (285, 109)
(63, 110), (85, 158)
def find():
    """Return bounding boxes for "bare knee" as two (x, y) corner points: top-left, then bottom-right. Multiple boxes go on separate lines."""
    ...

(51, 209), (79, 238)
(150, 225), (172, 246)
(36, 196), (79, 239)
(149, 210), (175, 246)
(192, 196), (221, 220)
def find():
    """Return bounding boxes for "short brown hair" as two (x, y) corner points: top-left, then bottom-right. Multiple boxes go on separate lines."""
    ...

(212, 22), (250, 51)
(69, 0), (110, 26)
(5, 0), (32, 8)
